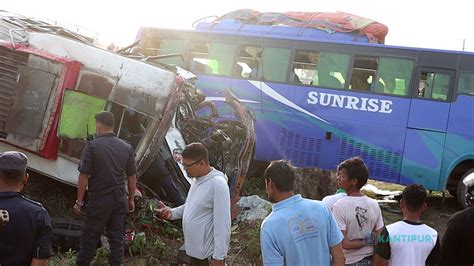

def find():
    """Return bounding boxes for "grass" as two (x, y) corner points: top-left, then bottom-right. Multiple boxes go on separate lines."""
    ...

(228, 220), (263, 265)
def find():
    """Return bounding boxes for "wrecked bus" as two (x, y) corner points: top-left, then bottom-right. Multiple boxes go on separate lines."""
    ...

(0, 12), (255, 217)
(136, 9), (474, 207)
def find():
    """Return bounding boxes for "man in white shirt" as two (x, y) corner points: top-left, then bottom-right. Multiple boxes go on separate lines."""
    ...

(332, 157), (384, 266)
(373, 184), (440, 266)
(156, 143), (231, 266)
(322, 172), (347, 210)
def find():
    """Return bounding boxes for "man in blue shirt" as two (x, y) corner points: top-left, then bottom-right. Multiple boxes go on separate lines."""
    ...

(260, 160), (345, 266)
(0, 151), (52, 266)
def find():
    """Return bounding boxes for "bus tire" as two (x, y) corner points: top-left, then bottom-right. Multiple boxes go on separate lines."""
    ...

(448, 189), (457, 198)
(457, 168), (474, 208)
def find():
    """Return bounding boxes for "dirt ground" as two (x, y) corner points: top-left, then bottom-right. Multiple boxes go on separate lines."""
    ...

(365, 180), (461, 238)
(23, 173), (462, 265)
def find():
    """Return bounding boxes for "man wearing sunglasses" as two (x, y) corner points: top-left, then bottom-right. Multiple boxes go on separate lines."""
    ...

(156, 142), (230, 266)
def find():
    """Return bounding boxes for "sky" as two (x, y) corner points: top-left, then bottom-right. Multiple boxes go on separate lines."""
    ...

(3, 0), (473, 52)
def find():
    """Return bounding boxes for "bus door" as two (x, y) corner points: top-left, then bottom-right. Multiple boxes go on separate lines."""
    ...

(401, 67), (454, 189)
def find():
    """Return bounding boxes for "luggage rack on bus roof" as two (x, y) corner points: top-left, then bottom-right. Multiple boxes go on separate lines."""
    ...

(194, 19), (370, 43)
(192, 9), (388, 44)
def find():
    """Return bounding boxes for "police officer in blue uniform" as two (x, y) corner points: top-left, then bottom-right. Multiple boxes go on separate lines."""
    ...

(0, 151), (53, 266)
(75, 111), (137, 266)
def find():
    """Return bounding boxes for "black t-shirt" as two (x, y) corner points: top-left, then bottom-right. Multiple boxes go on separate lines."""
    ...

(375, 220), (441, 265)
(78, 133), (136, 195)
(0, 192), (52, 265)
(439, 207), (474, 266)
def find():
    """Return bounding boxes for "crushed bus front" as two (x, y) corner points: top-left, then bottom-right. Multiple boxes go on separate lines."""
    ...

(0, 11), (255, 218)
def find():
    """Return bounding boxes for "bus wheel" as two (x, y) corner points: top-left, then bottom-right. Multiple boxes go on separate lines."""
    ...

(457, 168), (474, 208)
(448, 189), (457, 198)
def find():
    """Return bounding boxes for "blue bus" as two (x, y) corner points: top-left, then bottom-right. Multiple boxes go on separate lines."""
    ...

(136, 19), (474, 206)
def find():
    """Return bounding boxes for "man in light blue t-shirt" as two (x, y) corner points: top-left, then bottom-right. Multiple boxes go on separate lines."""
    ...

(260, 160), (345, 266)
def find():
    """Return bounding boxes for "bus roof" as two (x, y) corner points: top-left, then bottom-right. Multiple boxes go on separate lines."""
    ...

(138, 25), (474, 58)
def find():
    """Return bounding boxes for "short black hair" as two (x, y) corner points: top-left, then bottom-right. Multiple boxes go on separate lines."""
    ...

(263, 160), (295, 192)
(95, 111), (115, 128)
(0, 170), (25, 185)
(402, 184), (427, 212)
(337, 156), (369, 189)
(182, 142), (209, 164)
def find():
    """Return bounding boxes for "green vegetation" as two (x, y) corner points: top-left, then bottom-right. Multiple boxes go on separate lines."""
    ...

(242, 175), (267, 199)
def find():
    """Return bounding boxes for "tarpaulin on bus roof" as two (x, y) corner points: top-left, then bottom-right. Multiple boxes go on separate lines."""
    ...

(218, 9), (388, 44)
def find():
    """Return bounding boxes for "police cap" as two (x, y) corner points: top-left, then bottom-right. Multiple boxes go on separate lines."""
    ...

(0, 151), (27, 172)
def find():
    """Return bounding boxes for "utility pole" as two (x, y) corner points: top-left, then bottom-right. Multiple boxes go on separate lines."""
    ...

(463, 39), (465, 51)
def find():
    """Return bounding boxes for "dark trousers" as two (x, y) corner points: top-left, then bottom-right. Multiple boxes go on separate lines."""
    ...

(77, 189), (127, 266)
(189, 256), (209, 266)
(142, 156), (185, 205)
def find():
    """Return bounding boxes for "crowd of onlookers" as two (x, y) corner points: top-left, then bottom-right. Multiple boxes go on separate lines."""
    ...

(1, 114), (473, 266)
(260, 157), (474, 266)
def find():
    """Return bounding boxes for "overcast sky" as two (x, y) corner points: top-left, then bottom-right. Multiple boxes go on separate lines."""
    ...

(3, 0), (473, 51)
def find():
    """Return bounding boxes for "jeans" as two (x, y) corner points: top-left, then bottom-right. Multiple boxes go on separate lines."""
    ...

(346, 256), (372, 266)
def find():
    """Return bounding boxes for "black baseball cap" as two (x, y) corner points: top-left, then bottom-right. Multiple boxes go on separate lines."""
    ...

(95, 111), (115, 128)
(0, 151), (27, 172)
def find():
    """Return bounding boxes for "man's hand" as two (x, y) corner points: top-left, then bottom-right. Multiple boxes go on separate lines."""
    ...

(154, 201), (172, 220)
(73, 201), (83, 216)
(210, 259), (225, 266)
(128, 197), (135, 213)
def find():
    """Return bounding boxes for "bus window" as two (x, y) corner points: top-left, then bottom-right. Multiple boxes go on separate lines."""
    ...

(187, 42), (235, 76)
(107, 102), (152, 150)
(236, 45), (262, 79)
(262, 47), (291, 83)
(375, 57), (414, 96)
(315, 52), (349, 89)
(291, 50), (349, 88)
(58, 90), (107, 159)
(59, 90), (106, 140)
(350, 56), (378, 91)
(458, 72), (474, 95)
(292, 50), (317, 85)
(156, 39), (186, 67)
(418, 72), (450, 101)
